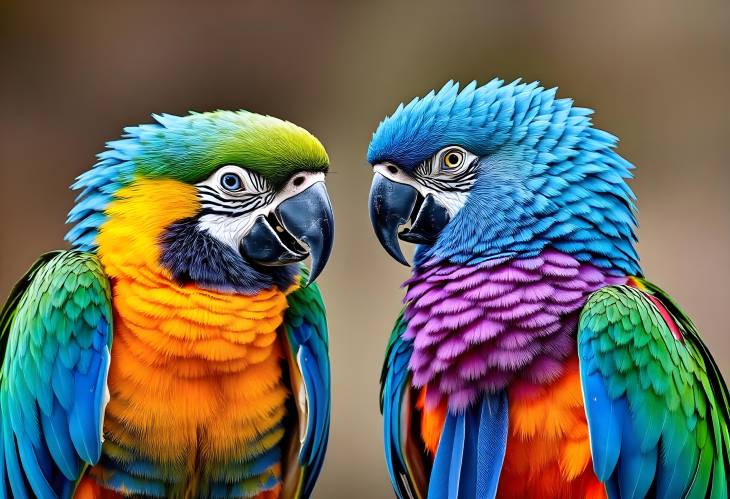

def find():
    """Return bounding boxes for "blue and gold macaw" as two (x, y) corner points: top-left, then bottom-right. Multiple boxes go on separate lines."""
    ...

(0, 111), (334, 498)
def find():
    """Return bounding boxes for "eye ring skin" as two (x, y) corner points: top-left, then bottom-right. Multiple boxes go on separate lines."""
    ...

(202, 165), (272, 198)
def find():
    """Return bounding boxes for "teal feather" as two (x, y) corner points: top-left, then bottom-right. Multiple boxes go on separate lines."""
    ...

(2, 414), (29, 499)
(15, 434), (55, 499)
(41, 403), (78, 480)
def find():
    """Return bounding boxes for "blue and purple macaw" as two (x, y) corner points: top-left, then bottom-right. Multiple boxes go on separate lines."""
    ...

(367, 79), (729, 498)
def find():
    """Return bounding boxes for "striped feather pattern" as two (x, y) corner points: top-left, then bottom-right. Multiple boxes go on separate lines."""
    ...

(413, 157), (479, 193)
(196, 168), (275, 218)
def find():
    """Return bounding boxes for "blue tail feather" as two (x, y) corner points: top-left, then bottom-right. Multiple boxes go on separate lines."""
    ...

(429, 414), (456, 499)
(476, 393), (509, 498)
(428, 393), (509, 499)
(448, 415), (466, 499)
(457, 408), (478, 499)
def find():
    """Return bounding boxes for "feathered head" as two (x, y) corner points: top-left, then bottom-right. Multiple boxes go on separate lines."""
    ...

(367, 79), (640, 275)
(67, 110), (334, 292)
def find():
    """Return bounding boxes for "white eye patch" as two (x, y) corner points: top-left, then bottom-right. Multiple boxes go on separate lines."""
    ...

(196, 165), (275, 218)
(374, 147), (479, 218)
(414, 146), (480, 191)
(194, 165), (275, 250)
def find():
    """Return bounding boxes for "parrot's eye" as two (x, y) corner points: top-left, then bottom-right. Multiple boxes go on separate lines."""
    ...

(442, 149), (464, 169)
(220, 173), (244, 192)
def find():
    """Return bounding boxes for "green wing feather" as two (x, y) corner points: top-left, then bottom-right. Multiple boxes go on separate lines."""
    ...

(578, 280), (729, 499)
(0, 251), (113, 499)
(0, 251), (63, 368)
(280, 268), (330, 498)
(380, 310), (429, 499)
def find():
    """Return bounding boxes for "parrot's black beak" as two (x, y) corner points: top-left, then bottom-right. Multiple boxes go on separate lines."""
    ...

(240, 181), (334, 286)
(368, 172), (450, 266)
(276, 182), (334, 285)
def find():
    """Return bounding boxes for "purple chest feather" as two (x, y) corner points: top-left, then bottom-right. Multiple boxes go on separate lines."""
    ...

(403, 250), (626, 410)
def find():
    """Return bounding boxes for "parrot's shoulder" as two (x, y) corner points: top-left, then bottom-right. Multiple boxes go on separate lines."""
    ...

(581, 276), (700, 344)
(578, 277), (730, 498)
(578, 276), (722, 392)
(1, 251), (61, 358)
(284, 267), (327, 343)
(1, 250), (111, 363)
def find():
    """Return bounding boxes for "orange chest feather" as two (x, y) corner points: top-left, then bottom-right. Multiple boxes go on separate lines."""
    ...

(417, 357), (606, 498)
(104, 273), (292, 462)
(497, 356), (606, 499)
(94, 179), (295, 462)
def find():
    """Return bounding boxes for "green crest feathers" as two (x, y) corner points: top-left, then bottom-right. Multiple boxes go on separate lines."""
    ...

(133, 110), (329, 187)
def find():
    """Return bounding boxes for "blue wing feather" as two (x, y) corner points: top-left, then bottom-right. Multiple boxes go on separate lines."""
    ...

(475, 394), (509, 498)
(281, 272), (330, 498)
(458, 408), (477, 499)
(428, 414), (455, 499)
(616, 405), (658, 499)
(2, 421), (28, 499)
(68, 343), (109, 464)
(380, 312), (423, 499)
(0, 252), (112, 498)
(41, 402), (79, 480)
(15, 432), (55, 499)
(448, 415), (465, 499)
(580, 341), (622, 481)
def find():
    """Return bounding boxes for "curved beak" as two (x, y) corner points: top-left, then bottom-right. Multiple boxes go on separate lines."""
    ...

(368, 172), (450, 266)
(369, 173), (417, 265)
(240, 181), (334, 286)
(276, 182), (334, 285)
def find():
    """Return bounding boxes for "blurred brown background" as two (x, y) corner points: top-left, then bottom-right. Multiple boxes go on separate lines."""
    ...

(1, 1), (728, 497)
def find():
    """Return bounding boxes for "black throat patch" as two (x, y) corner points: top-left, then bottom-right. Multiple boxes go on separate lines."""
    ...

(160, 217), (297, 294)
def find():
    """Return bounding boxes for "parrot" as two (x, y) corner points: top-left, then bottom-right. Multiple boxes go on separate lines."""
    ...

(366, 79), (729, 499)
(0, 110), (334, 498)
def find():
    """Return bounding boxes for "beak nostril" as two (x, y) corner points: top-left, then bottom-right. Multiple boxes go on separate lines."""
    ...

(293, 176), (305, 187)
(387, 165), (398, 175)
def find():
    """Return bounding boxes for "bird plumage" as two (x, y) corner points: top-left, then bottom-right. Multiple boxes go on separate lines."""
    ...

(0, 110), (333, 498)
(0, 251), (111, 499)
(369, 79), (729, 498)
